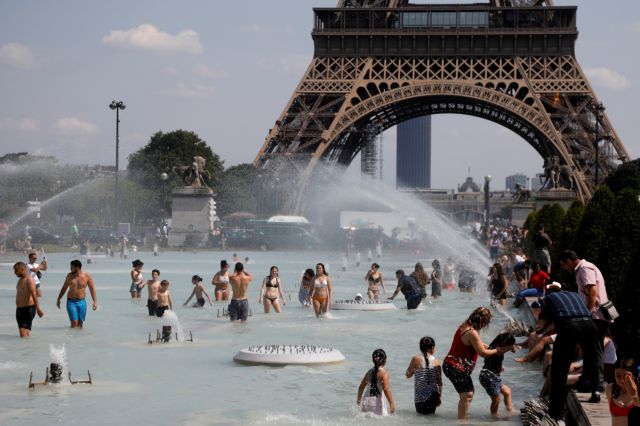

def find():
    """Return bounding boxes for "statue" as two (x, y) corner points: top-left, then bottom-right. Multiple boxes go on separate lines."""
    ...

(541, 156), (573, 191)
(173, 156), (210, 188)
(512, 183), (531, 203)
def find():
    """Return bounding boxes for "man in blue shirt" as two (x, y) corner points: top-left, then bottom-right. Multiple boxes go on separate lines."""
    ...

(389, 270), (422, 309)
(537, 284), (598, 421)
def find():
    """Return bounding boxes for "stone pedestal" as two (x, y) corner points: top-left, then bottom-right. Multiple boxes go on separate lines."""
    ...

(534, 189), (578, 210)
(168, 187), (214, 248)
(511, 203), (535, 227)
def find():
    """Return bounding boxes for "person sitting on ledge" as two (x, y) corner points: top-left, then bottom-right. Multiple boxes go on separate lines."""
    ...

(513, 263), (550, 307)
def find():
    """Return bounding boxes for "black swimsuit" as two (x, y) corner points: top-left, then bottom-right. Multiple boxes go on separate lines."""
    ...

(264, 277), (279, 302)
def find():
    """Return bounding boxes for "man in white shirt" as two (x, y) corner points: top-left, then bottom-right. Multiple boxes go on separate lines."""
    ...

(27, 251), (47, 298)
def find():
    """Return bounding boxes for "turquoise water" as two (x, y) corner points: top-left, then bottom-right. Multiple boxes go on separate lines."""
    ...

(0, 250), (542, 425)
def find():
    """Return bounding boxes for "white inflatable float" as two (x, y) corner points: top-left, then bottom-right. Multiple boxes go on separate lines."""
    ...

(330, 300), (398, 311)
(233, 345), (345, 366)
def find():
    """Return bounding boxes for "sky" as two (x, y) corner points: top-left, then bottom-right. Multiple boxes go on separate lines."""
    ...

(1, 0), (639, 190)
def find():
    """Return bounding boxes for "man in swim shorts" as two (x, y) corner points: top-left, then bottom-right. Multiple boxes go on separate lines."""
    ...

(389, 270), (422, 310)
(155, 280), (172, 317)
(228, 262), (252, 322)
(56, 259), (98, 328)
(146, 269), (161, 316)
(14, 262), (44, 337)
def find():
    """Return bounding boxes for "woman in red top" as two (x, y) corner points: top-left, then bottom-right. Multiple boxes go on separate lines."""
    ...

(606, 357), (639, 426)
(443, 307), (514, 419)
(513, 262), (550, 307)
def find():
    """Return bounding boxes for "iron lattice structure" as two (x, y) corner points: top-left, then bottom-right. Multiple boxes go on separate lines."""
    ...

(254, 1), (629, 213)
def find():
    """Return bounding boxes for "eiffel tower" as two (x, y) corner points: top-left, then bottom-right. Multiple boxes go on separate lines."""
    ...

(254, 0), (629, 213)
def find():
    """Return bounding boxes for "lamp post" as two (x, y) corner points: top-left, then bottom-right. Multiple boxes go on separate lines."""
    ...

(109, 100), (126, 230)
(160, 172), (168, 225)
(590, 101), (605, 187)
(484, 175), (491, 232)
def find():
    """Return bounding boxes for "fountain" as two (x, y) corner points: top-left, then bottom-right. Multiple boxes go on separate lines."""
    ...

(5, 166), (547, 424)
(28, 344), (92, 389)
(233, 345), (345, 366)
(330, 299), (398, 311)
(148, 311), (193, 344)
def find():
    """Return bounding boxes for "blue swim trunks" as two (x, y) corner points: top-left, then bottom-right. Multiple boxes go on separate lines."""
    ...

(66, 298), (87, 322)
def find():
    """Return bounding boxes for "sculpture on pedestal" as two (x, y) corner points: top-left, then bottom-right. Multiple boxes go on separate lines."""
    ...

(541, 156), (574, 191)
(172, 156), (209, 188)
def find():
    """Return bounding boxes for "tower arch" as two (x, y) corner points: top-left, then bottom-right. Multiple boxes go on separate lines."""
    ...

(254, 1), (629, 213)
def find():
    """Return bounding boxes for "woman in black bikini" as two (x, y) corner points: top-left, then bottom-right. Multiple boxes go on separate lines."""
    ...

(365, 263), (385, 301)
(259, 266), (285, 313)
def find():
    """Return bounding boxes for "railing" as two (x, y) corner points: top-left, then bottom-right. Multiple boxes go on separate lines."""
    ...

(313, 6), (577, 34)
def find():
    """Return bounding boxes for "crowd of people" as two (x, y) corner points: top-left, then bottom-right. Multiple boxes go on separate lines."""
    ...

(10, 234), (639, 425)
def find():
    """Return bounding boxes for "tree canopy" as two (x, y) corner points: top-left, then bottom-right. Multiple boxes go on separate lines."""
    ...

(215, 163), (260, 218)
(127, 130), (224, 191)
(605, 158), (640, 195)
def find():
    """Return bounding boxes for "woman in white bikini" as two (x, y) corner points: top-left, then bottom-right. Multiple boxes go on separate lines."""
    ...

(259, 266), (285, 313)
(212, 260), (230, 301)
(309, 263), (332, 318)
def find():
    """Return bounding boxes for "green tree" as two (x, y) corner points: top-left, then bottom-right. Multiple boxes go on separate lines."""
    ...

(574, 185), (615, 264)
(216, 163), (260, 218)
(605, 158), (640, 196)
(53, 177), (158, 228)
(127, 130), (224, 193)
(611, 248), (640, 359)
(523, 204), (565, 261)
(551, 200), (584, 290)
(535, 204), (565, 245)
(600, 189), (640, 301)
(0, 154), (90, 222)
(522, 209), (538, 257)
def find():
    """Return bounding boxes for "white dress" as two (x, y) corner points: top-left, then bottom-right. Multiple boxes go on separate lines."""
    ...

(360, 369), (389, 416)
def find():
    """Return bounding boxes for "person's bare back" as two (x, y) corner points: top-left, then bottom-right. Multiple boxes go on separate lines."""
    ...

(230, 270), (252, 300)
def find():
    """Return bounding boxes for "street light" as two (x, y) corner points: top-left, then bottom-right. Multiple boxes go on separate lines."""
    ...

(484, 175), (491, 232)
(590, 101), (605, 186)
(160, 172), (168, 225)
(109, 100), (126, 230)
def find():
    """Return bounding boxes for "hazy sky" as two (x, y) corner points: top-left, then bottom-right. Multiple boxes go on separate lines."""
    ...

(1, 0), (639, 190)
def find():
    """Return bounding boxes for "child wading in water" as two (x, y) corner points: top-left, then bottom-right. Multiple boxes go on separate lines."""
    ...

(406, 336), (442, 414)
(357, 349), (395, 416)
(183, 275), (213, 307)
(156, 280), (173, 318)
(479, 332), (515, 417)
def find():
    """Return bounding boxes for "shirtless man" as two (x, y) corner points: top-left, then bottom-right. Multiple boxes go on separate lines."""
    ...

(146, 269), (161, 316)
(14, 262), (44, 337)
(184, 275), (213, 307)
(56, 259), (98, 328)
(228, 262), (252, 322)
(155, 280), (173, 318)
